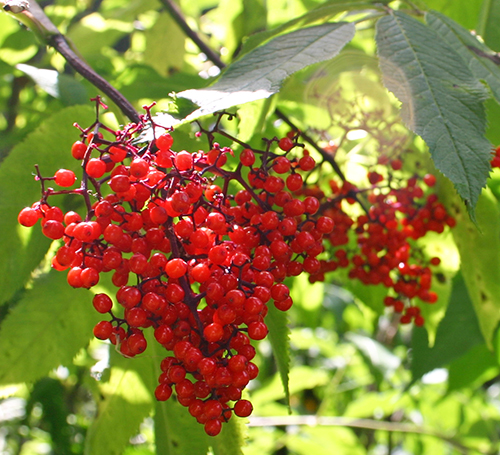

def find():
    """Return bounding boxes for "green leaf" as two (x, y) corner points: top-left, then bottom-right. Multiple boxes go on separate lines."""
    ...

(144, 12), (185, 75)
(0, 105), (95, 305)
(265, 303), (290, 406)
(178, 22), (355, 120)
(16, 63), (88, 105)
(85, 351), (154, 455)
(239, 1), (376, 58)
(0, 269), (101, 385)
(154, 400), (211, 455)
(426, 11), (500, 104)
(376, 11), (491, 216)
(212, 417), (246, 455)
(477, 0), (500, 52)
(411, 273), (485, 381)
(442, 185), (500, 348)
(448, 343), (499, 391)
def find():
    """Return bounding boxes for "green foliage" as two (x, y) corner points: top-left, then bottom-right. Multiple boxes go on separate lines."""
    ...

(376, 11), (491, 217)
(178, 22), (355, 119)
(0, 269), (101, 385)
(1, 1), (500, 454)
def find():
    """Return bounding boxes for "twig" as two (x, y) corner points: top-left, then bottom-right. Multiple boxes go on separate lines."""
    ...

(1, 0), (140, 123)
(156, 0), (225, 69)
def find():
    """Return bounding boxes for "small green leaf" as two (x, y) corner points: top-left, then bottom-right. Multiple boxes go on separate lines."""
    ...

(0, 105), (95, 305)
(265, 304), (290, 406)
(426, 11), (500, 104)
(178, 22), (355, 120)
(411, 273), (485, 380)
(85, 351), (154, 455)
(16, 63), (88, 105)
(0, 269), (101, 385)
(376, 11), (491, 216)
(477, 0), (500, 52)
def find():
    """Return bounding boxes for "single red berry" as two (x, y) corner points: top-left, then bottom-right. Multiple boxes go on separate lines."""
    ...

(278, 137), (294, 151)
(54, 169), (77, 187)
(71, 141), (87, 160)
(18, 207), (39, 227)
(234, 399), (253, 417)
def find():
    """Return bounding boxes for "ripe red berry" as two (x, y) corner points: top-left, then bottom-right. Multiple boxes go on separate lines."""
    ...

(54, 169), (77, 187)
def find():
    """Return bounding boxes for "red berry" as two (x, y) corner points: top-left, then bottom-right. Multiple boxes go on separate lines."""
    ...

(54, 169), (77, 187)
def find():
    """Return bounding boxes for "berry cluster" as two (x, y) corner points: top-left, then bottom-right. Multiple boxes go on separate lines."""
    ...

(18, 105), (335, 436)
(18, 101), (456, 433)
(308, 163), (455, 326)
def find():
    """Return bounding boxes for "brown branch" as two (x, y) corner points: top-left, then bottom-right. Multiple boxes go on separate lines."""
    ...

(157, 0), (225, 69)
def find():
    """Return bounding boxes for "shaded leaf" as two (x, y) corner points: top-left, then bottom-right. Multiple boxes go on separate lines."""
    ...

(376, 11), (491, 216)
(442, 185), (500, 348)
(178, 22), (355, 120)
(411, 273), (484, 380)
(265, 304), (290, 406)
(448, 344), (498, 391)
(426, 11), (500, 104)
(0, 270), (101, 385)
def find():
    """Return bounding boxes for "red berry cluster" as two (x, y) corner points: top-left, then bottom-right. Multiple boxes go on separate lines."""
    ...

(307, 166), (455, 326)
(17, 107), (335, 436)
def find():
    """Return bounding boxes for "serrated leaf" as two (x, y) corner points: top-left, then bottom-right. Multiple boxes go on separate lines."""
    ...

(178, 22), (355, 120)
(85, 351), (154, 455)
(0, 269), (101, 385)
(376, 11), (491, 215)
(265, 304), (290, 407)
(0, 105), (95, 305)
(426, 11), (500, 104)
(16, 63), (88, 105)
(477, 0), (500, 52)
(411, 273), (485, 381)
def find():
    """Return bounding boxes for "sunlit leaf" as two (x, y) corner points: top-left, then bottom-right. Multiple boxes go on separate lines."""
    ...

(376, 11), (491, 217)
(85, 351), (154, 455)
(178, 22), (355, 120)
(0, 105), (95, 305)
(0, 270), (101, 385)
(265, 304), (290, 406)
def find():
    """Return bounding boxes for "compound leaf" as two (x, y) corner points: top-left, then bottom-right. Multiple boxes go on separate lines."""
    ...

(178, 22), (355, 120)
(376, 11), (491, 217)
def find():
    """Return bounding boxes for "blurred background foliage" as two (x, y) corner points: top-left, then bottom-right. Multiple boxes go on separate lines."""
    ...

(1, 0), (500, 454)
